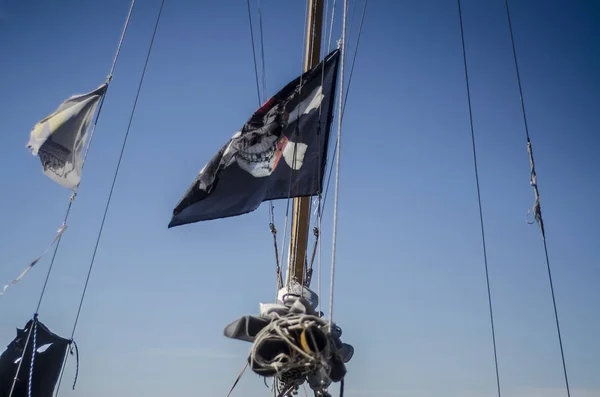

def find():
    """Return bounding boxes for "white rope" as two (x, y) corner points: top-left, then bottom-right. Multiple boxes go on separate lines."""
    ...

(327, 0), (338, 53)
(328, 0), (347, 328)
(27, 320), (38, 397)
(319, 0), (341, 312)
(317, 204), (322, 312)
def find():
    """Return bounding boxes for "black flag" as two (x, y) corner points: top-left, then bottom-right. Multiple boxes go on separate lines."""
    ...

(0, 319), (70, 397)
(169, 49), (340, 227)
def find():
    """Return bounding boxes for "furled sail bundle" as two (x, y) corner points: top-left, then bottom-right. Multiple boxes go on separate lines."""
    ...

(0, 318), (71, 397)
(224, 289), (354, 394)
(169, 49), (340, 227)
(26, 83), (108, 190)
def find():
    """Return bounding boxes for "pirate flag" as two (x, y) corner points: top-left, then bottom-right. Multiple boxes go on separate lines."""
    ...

(169, 49), (340, 227)
(0, 318), (70, 397)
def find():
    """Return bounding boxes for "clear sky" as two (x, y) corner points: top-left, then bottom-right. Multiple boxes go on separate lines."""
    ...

(0, 1), (598, 396)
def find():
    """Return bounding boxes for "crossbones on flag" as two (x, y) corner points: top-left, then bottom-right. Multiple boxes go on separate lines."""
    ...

(169, 49), (340, 227)
(26, 83), (107, 190)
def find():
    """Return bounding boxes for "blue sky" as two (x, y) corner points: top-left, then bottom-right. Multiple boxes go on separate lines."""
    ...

(0, 0), (598, 396)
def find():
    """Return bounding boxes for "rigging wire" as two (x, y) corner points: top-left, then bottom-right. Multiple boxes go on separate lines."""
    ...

(322, 0), (330, 58)
(321, 0), (367, 211)
(288, 0), (320, 280)
(257, 0), (268, 99)
(327, 0), (337, 53)
(34, 0), (137, 315)
(224, 362), (249, 397)
(246, 0), (263, 104)
(53, 1), (166, 395)
(314, 0), (349, 309)
(257, 5), (283, 290)
(8, 3), (137, 397)
(347, 0), (358, 45)
(306, 0), (339, 290)
(456, 1), (502, 397)
(301, 0), (310, 79)
(504, 1), (571, 396)
(322, 0), (369, 213)
(308, 0), (341, 294)
(287, 0), (319, 286)
(246, 0), (279, 289)
(246, 0), (282, 292)
(328, 0), (348, 328)
(272, 0), (309, 291)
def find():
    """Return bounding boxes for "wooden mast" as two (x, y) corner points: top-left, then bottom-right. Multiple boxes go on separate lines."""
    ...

(287, 0), (324, 286)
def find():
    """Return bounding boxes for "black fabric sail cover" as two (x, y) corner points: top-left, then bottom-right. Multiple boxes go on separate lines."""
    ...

(0, 319), (70, 397)
(169, 49), (340, 227)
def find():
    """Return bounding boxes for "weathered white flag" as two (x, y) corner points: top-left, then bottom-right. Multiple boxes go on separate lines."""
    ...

(27, 83), (107, 189)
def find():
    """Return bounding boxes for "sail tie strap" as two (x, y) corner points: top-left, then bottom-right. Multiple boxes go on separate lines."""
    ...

(525, 141), (545, 238)
(0, 224), (67, 298)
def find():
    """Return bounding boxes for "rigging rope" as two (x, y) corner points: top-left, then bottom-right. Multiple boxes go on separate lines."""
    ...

(27, 319), (38, 397)
(327, 0), (337, 53)
(246, 0), (262, 104)
(6, 3), (137, 396)
(306, 0), (338, 291)
(321, 0), (367, 212)
(456, 1), (502, 397)
(246, 0), (283, 292)
(313, 0), (350, 310)
(13, 0), (137, 313)
(328, 0), (348, 328)
(52, 1), (166, 395)
(8, 316), (39, 397)
(257, 0), (268, 99)
(504, 1), (571, 396)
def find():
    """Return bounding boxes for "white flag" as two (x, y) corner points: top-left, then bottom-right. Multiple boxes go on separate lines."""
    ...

(27, 83), (107, 189)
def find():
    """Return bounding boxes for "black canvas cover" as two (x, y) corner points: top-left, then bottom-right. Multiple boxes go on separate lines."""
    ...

(169, 49), (340, 227)
(0, 319), (70, 397)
